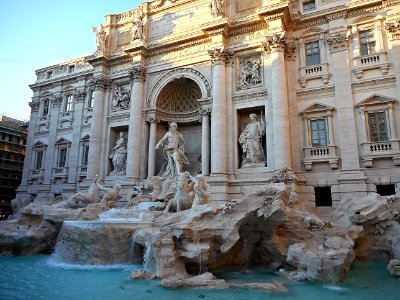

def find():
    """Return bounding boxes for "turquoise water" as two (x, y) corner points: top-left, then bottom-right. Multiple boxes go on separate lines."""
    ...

(0, 256), (399, 300)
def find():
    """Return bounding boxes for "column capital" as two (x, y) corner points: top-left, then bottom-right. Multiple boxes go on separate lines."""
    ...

(146, 115), (159, 124)
(208, 48), (233, 65)
(326, 32), (348, 53)
(50, 94), (62, 107)
(129, 66), (146, 82)
(262, 33), (287, 53)
(199, 107), (211, 122)
(90, 75), (111, 91)
(73, 90), (86, 103)
(29, 101), (40, 112)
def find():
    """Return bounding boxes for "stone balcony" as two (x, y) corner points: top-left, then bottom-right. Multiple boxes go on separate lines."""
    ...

(353, 52), (390, 79)
(303, 145), (339, 171)
(59, 111), (74, 129)
(361, 140), (400, 167)
(36, 116), (50, 131)
(298, 63), (331, 88)
(52, 167), (69, 183)
(29, 169), (44, 184)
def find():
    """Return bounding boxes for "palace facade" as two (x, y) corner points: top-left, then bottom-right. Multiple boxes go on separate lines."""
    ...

(16, 0), (400, 208)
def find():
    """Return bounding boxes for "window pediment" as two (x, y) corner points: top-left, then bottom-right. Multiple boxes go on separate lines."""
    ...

(55, 137), (71, 146)
(80, 134), (90, 142)
(356, 94), (396, 108)
(33, 141), (48, 148)
(301, 102), (335, 116)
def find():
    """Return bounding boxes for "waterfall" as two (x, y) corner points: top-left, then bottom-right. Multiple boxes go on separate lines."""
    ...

(193, 228), (204, 275)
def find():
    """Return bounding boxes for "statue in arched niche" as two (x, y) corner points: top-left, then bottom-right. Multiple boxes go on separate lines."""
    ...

(109, 132), (127, 175)
(239, 113), (266, 166)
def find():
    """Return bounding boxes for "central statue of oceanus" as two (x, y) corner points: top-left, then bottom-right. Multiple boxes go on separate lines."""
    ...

(155, 122), (189, 179)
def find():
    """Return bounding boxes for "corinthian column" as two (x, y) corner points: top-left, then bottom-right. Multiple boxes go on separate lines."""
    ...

(86, 76), (110, 179)
(200, 108), (211, 175)
(263, 34), (291, 169)
(126, 66), (145, 180)
(208, 48), (230, 175)
(147, 117), (158, 177)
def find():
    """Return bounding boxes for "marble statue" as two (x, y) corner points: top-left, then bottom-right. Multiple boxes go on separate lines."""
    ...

(163, 172), (194, 213)
(155, 122), (189, 179)
(112, 85), (130, 109)
(93, 25), (107, 53)
(190, 174), (211, 207)
(131, 9), (144, 41)
(109, 132), (127, 175)
(97, 181), (121, 209)
(67, 175), (100, 206)
(209, 0), (224, 17)
(53, 175), (100, 208)
(239, 113), (266, 166)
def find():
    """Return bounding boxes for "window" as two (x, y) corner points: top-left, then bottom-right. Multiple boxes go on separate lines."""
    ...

(65, 95), (74, 112)
(69, 65), (75, 73)
(303, 0), (316, 12)
(368, 111), (388, 142)
(305, 41), (320, 66)
(81, 145), (89, 166)
(88, 90), (94, 108)
(315, 187), (332, 207)
(57, 148), (67, 168)
(311, 118), (327, 146)
(46, 71), (53, 79)
(42, 99), (49, 116)
(34, 151), (43, 169)
(359, 30), (376, 56)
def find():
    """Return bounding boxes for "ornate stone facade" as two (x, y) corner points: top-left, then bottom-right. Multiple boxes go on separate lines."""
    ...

(16, 0), (400, 206)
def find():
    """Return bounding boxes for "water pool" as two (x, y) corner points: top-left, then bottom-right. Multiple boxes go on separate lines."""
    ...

(0, 256), (398, 300)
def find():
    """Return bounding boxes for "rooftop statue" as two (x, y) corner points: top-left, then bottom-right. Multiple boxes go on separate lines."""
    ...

(209, 0), (224, 17)
(92, 25), (107, 54)
(239, 113), (266, 167)
(155, 122), (189, 179)
(131, 7), (144, 41)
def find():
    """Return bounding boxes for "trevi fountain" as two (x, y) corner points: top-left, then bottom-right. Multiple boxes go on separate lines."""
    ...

(2, 0), (400, 299)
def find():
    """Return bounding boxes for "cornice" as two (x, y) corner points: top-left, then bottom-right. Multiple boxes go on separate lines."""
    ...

(351, 76), (396, 91)
(148, 37), (211, 57)
(233, 90), (268, 105)
(296, 86), (335, 100)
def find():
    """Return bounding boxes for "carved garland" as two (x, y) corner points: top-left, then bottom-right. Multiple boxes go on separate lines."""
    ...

(326, 33), (348, 52)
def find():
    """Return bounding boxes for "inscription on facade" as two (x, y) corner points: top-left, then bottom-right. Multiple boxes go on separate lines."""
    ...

(228, 29), (267, 46)
(149, 4), (209, 40)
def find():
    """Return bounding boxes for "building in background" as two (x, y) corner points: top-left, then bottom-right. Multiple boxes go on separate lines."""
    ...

(0, 115), (27, 218)
(14, 0), (400, 210)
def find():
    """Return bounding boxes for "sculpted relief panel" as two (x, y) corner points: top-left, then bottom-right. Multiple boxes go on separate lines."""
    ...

(112, 84), (131, 111)
(236, 54), (263, 90)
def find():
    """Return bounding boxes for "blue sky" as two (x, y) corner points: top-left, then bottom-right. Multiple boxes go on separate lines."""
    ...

(0, 0), (142, 120)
